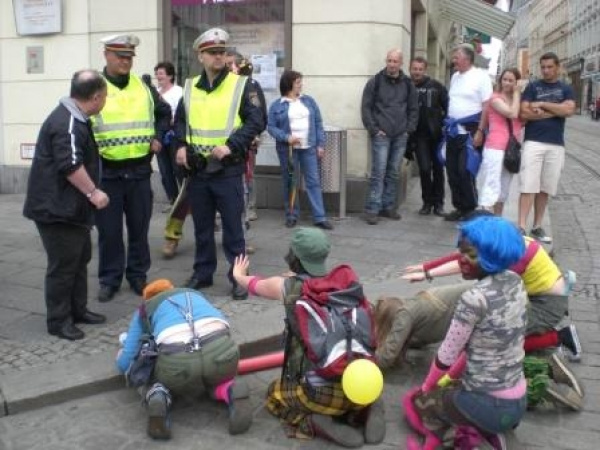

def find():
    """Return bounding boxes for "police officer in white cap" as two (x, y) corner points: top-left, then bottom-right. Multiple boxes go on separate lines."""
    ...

(92, 33), (171, 303)
(173, 27), (265, 300)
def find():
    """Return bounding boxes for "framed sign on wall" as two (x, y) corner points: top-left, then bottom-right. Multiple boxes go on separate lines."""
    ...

(13, 0), (62, 36)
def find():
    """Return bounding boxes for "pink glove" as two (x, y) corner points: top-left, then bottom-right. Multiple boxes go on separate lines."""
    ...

(421, 358), (447, 393)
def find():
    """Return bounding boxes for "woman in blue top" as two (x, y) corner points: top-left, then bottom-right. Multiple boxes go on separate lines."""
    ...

(116, 279), (252, 440)
(268, 70), (333, 230)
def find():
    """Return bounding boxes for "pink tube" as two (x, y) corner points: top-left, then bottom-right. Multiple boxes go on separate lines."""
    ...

(237, 351), (284, 375)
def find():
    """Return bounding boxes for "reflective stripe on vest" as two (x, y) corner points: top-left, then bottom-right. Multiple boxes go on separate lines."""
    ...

(183, 73), (246, 155)
(92, 74), (154, 161)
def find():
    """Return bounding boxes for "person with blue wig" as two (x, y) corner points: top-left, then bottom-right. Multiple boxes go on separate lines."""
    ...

(403, 216), (529, 449)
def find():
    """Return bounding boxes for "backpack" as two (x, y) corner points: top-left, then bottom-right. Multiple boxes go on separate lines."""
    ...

(283, 265), (377, 380)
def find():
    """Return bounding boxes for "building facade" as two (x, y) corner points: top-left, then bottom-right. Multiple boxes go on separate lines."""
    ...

(1, 0), (510, 210)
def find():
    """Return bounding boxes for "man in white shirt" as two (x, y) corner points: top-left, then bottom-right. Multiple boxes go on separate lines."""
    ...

(444, 44), (493, 221)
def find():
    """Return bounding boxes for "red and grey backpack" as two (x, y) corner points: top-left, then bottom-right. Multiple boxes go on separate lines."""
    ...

(282, 265), (377, 380)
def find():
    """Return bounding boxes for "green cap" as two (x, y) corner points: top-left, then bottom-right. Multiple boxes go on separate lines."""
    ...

(290, 227), (331, 276)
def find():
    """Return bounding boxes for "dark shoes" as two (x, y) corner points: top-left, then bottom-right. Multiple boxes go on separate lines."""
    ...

(232, 284), (249, 301)
(49, 323), (85, 341)
(365, 213), (379, 225)
(433, 205), (445, 217)
(379, 209), (401, 220)
(74, 310), (106, 325)
(310, 414), (364, 448)
(185, 276), (213, 290)
(97, 285), (118, 303)
(444, 209), (464, 222)
(315, 220), (334, 230)
(419, 204), (432, 215)
(130, 279), (147, 296)
(285, 218), (297, 228)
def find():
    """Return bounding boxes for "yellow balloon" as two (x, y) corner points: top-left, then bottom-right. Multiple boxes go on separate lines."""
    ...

(342, 359), (384, 405)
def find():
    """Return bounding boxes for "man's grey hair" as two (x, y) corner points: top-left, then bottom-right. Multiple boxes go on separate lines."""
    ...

(454, 43), (475, 64)
(70, 70), (106, 101)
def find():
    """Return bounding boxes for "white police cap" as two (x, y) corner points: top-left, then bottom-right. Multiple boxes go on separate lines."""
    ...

(193, 28), (229, 52)
(100, 34), (140, 56)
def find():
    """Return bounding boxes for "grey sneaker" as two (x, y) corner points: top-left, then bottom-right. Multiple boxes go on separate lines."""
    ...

(530, 227), (552, 243)
(548, 352), (584, 397)
(147, 389), (172, 440)
(365, 213), (379, 225)
(364, 398), (386, 444)
(545, 379), (583, 411)
(310, 414), (364, 448)
(227, 380), (253, 435)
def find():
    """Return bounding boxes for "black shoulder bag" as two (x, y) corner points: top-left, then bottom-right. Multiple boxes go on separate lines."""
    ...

(503, 118), (521, 174)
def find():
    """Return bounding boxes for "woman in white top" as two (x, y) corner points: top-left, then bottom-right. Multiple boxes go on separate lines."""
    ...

(154, 62), (183, 205)
(267, 70), (333, 230)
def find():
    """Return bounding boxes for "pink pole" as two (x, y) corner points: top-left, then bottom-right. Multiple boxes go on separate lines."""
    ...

(238, 351), (284, 375)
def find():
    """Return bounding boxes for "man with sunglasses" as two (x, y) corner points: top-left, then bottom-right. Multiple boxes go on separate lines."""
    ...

(174, 28), (264, 300)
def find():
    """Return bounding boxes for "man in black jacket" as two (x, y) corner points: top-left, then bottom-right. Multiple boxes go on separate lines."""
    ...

(408, 57), (449, 216)
(361, 49), (418, 225)
(174, 28), (264, 300)
(23, 70), (110, 341)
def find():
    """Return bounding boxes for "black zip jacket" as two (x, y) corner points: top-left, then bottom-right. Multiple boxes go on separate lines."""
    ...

(413, 76), (449, 142)
(23, 98), (99, 227)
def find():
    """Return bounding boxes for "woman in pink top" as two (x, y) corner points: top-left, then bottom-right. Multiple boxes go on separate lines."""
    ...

(477, 68), (525, 215)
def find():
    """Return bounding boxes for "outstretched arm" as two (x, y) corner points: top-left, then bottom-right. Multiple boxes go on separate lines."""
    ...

(233, 255), (286, 301)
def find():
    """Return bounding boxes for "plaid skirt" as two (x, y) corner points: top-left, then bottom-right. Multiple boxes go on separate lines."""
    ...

(266, 378), (363, 438)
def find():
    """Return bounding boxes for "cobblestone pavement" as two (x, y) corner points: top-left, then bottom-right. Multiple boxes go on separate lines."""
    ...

(1, 117), (600, 449)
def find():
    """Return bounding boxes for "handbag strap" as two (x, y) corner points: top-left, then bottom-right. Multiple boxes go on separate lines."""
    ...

(505, 117), (517, 139)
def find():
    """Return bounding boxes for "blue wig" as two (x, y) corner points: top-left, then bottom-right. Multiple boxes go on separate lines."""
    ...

(458, 216), (526, 274)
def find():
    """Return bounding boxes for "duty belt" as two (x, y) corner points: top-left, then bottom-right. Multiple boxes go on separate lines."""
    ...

(189, 144), (214, 156)
(158, 328), (230, 355)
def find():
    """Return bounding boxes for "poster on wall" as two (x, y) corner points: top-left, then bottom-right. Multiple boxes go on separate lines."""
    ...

(227, 23), (285, 167)
(13, 0), (62, 36)
(250, 54), (277, 91)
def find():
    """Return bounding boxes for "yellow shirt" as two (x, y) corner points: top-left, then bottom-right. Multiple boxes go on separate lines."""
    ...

(521, 238), (561, 295)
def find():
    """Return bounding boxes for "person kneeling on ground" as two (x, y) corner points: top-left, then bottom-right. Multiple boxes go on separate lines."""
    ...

(401, 212), (582, 362)
(403, 216), (528, 449)
(116, 279), (252, 440)
(232, 227), (385, 448)
(375, 286), (584, 412)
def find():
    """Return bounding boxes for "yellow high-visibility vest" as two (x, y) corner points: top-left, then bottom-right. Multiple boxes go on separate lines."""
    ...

(183, 73), (246, 155)
(92, 74), (154, 161)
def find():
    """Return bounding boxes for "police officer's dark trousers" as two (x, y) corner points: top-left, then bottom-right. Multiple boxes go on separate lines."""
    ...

(36, 222), (91, 332)
(95, 169), (153, 289)
(187, 173), (245, 285)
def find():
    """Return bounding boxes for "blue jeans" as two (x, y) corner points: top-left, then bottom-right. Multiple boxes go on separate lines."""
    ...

(365, 133), (408, 213)
(452, 389), (526, 434)
(277, 146), (326, 223)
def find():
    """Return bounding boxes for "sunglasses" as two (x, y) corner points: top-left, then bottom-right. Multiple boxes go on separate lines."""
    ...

(205, 49), (226, 55)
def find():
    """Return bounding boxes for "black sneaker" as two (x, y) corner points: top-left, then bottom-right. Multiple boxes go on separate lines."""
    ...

(558, 324), (582, 361)
(97, 285), (118, 303)
(379, 209), (401, 220)
(185, 276), (213, 290)
(530, 227), (552, 244)
(444, 209), (463, 222)
(418, 205), (432, 215)
(285, 218), (297, 228)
